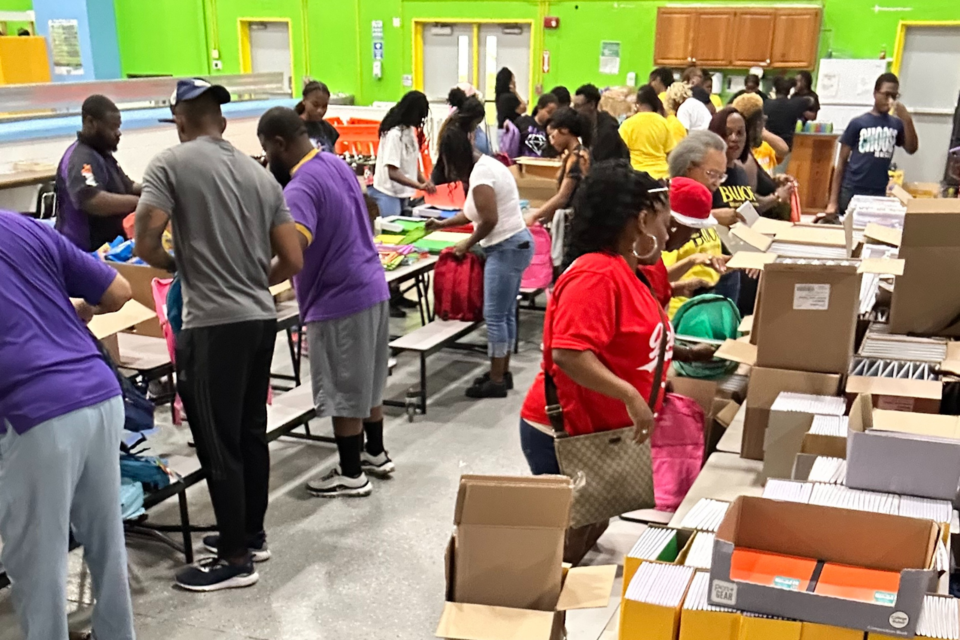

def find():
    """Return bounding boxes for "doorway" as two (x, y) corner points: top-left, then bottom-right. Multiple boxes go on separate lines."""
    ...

(240, 19), (294, 94)
(893, 23), (960, 183)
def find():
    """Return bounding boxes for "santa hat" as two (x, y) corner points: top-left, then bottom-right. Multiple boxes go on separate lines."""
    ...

(669, 177), (717, 229)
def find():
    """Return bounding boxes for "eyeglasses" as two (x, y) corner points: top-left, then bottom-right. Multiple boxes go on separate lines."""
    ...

(703, 168), (728, 183)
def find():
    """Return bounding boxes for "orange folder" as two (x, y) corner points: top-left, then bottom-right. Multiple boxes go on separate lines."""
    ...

(814, 563), (901, 605)
(730, 548), (818, 591)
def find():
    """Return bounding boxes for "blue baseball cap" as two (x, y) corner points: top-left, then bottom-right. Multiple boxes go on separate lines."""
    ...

(170, 78), (231, 108)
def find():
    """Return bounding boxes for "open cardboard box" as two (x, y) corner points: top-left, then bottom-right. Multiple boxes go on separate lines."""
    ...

(107, 262), (172, 338)
(621, 525), (696, 598)
(763, 394), (845, 482)
(845, 373), (942, 414)
(437, 475), (616, 640)
(708, 496), (938, 637)
(86, 299), (158, 362)
(508, 165), (559, 209)
(512, 156), (563, 180)
(845, 394), (960, 502)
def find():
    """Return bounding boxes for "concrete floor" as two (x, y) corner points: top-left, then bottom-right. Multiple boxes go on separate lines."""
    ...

(0, 307), (647, 640)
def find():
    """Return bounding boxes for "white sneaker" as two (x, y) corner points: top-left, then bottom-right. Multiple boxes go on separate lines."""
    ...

(306, 468), (372, 498)
(361, 451), (396, 478)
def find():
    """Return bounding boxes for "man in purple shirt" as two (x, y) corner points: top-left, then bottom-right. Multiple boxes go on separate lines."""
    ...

(0, 210), (135, 640)
(258, 107), (392, 498)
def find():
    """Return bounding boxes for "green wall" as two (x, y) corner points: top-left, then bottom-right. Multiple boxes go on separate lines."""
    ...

(110, 0), (960, 104)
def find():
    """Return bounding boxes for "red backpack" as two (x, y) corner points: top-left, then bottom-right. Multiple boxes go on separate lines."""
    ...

(433, 248), (484, 322)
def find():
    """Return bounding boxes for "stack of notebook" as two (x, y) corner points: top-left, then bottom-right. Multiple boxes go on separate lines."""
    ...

(762, 479), (814, 503)
(620, 563), (696, 640)
(684, 533), (715, 570)
(807, 456), (847, 484)
(917, 595), (960, 640)
(628, 527), (680, 562)
(847, 195), (907, 230)
(679, 499), (730, 532)
(809, 484), (900, 514)
(808, 415), (849, 437)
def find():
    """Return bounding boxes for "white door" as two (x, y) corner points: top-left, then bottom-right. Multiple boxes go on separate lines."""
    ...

(895, 26), (960, 183)
(249, 21), (292, 93)
(421, 23), (474, 103)
(478, 24), (532, 116)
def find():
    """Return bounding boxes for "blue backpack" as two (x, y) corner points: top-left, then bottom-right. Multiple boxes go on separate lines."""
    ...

(93, 336), (155, 433)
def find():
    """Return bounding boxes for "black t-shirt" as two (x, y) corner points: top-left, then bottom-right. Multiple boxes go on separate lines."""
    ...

(304, 119), (340, 153)
(795, 89), (821, 118)
(691, 86), (712, 106)
(591, 111), (630, 162)
(729, 89), (770, 104)
(764, 96), (813, 148)
(514, 115), (557, 158)
(840, 112), (905, 194)
(712, 163), (758, 210)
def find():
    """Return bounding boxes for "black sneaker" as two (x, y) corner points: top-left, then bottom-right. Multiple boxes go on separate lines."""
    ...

(202, 531), (271, 562)
(465, 379), (508, 399)
(175, 557), (259, 592)
(389, 304), (407, 319)
(472, 371), (513, 390)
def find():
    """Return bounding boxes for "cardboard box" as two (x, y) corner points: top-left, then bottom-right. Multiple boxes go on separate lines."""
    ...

(619, 564), (695, 640)
(890, 198), (960, 337)
(508, 165), (559, 208)
(845, 375), (942, 414)
(763, 393), (845, 481)
(86, 299), (158, 362)
(437, 475), (616, 640)
(741, 368), (842, 461)
(512, 156), (563, 179)
(107, 262), (172, 338)
(708, 497), (939, 637)
(845, 395), (960, 501)
(754, 260), (862, 374)
(739, 615), (802, 639)
(622, 526), (695, 598)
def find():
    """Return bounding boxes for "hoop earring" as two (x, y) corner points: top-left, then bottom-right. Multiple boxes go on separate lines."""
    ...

(633, 233), (660, 261)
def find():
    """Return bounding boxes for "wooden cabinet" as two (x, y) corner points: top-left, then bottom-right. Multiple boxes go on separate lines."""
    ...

(730, 10), (776, 67)
(692, 11), (735, 67)
(771, 9), (823, 68)
(654, 8), (696, 66)
(654, 6), (821, 70)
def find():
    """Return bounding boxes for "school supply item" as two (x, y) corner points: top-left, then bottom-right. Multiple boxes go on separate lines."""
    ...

(520, 223), (553, 290)
(679, 499), (730, 532)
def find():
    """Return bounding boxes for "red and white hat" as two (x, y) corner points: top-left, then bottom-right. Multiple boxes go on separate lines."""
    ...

(669, 177), (717, 229)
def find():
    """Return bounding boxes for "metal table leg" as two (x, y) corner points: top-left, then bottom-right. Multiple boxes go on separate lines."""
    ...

(178, 491), (194, 564)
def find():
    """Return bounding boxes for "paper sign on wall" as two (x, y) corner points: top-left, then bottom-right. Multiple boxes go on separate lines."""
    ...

(794, 284), (831, 311)
(458, 35), (470, 83)
(599, 41), (620, 75)
(49, 19), (83, 75)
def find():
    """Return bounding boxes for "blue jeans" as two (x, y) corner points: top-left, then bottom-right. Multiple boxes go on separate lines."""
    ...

(368, 186), (408, 218)
(484, 229), (534, 358)
(520, 419), (560, 475)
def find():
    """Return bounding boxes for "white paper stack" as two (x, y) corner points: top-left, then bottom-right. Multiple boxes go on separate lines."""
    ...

(917, 595), (960, 639)
(684, 533), (715, 570)
(936, 540), (950, 574)
(763, 479), (813, 503)
(807, 456), (847, 484)
(899, 496), (954, 523)
(624, 561), (695, 606)
(848, 195), (907, 230)
(860, 272), (881, 315)
(683, 571), (735, 612)
(808, 415), (849, 437)
(628, 527), (678, 561)
(809, 484), (900, 514)
(770, 392), (846, 416)
(859, 333), (949, 363)
(679, 499), (730, 532)
(768, 243), (850, 259)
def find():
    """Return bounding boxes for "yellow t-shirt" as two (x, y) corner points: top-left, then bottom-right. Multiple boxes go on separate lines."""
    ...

(710, 94), (724, 110)
(661, 228), (723, 318)
(619, 112), (677, 180)
(665, 114), (688, 146)
(753, 141), (779, 175)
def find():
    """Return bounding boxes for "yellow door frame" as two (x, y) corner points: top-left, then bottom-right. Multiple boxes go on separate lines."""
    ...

(411, 18), (539, 103)
(892, 20), (960, 75)
(239, 17), (296, 96)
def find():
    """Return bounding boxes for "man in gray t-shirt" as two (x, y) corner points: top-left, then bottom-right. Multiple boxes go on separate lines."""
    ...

(135, 79), (303, 593)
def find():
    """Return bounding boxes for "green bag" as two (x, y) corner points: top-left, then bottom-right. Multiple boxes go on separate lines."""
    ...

(672, 294), (742, 379)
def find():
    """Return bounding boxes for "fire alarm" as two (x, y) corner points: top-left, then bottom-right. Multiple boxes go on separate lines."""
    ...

(544, 16), (559, 29)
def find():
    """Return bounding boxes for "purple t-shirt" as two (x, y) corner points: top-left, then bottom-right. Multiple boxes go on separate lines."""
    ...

(285, 151), (389, 323)
(0, 211), (121, 434)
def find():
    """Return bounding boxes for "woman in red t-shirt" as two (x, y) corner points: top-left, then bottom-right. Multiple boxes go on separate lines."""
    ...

(520, 161), (676, 475)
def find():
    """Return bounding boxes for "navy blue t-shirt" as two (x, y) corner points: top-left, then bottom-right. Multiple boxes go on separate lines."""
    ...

(840, 112), (905, 193)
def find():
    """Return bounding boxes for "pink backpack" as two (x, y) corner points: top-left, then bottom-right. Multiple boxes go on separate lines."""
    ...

(521, 223), (553, 290)
(650, 393), (705, 512)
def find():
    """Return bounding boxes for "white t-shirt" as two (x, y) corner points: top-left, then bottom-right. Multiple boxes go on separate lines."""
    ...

(464, 156), (526, 248)
(677, 97), (712, 132)
(373, 126), (420, 198)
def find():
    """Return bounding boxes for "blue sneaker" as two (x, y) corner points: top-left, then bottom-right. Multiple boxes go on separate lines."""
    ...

(175, 557), (259, 592)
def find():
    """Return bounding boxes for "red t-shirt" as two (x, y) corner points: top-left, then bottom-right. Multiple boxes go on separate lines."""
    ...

(640, 258), (672, 310)
(521, 252), (674, 436)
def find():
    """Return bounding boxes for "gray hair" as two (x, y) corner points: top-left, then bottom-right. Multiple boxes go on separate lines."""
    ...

(668, 130), (727, 178)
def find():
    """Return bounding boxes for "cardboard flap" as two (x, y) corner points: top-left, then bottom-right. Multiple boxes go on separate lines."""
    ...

(942, 342), (960, 376)
(801, 433), (848, 459)
(751, 218), (794, 236)
(846, 375), (942, 400)
(863, 223), (902, 248)
(739, 315), (754, 334)
(872, 410), (960, 439)
(436, 603), (556, 640)
(716, 401), (741, 428)
(727, 252), (778, 271)
(454, 476), (571, 528)
(86, 300), (157, 340)
(715, 339), (757, 366)
(774, 226), (847, 247)
(732, 224), (774, 252)
(847, 394), (874, 434)
(269, 280), (292, 297)
(857, 258), (905, 276)
(555, 565), (617, 610)
(891, 184), (912, 204)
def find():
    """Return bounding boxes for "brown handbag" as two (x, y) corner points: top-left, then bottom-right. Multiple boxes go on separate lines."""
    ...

(545, 306), (667, 529)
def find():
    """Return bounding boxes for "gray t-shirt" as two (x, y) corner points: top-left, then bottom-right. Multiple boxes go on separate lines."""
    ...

(139, 136), (292, 329)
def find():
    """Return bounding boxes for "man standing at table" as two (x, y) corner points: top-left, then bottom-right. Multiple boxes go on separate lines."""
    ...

(135, 79), (303, 592)
(0, 210), (135, 640)
(257, 107), (392, 499)
(55, 94), (141, 251)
